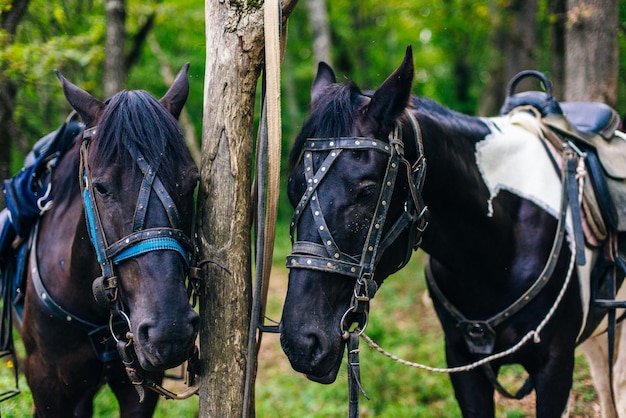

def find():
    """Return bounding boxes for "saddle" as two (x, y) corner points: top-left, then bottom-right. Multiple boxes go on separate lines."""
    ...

(500, 71), (625, 248)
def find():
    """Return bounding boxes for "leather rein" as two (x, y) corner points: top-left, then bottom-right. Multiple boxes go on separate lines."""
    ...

(33, 126), (201, 401)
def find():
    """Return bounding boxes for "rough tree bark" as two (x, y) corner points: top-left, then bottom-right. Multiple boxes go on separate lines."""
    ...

(564, 0), (619, 106)
(199, 1), (296, 416)
(0, 0), (31, 209)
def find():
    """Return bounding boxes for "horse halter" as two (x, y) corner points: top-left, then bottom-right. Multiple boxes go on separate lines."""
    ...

(286, 111), (430, 336)
(79, 126), (199, 400)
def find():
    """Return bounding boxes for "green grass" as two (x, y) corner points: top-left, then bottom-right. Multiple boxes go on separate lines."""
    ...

(0, 246), (599, 417)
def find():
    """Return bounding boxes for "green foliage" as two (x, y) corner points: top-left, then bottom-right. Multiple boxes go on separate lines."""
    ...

(2, 0), (205, 174)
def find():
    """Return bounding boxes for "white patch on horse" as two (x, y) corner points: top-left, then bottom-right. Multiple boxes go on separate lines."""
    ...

(476, 112), (561, 218)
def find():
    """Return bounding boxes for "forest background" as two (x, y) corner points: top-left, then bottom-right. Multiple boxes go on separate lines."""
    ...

(1, 0), (625, 416)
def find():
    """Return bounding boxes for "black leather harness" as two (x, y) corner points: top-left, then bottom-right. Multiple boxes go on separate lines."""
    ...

(286, 112), (429, 335)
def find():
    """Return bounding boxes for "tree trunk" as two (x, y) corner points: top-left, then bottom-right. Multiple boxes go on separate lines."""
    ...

(564, 0), (618, 106)
(548, 0), (567, 99)
(478, 0), (538, 116)
(199, 1), (296, 416)
(306, 0), (331, 65)
(0, 0), (31, 209)
(104, 0), (126, 97)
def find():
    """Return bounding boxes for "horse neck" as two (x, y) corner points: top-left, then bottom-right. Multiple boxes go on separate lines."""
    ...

(410, 108), (513, 275)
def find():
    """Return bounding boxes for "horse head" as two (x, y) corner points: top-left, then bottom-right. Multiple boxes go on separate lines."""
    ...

(55, 66), (199, 372)
(280, 47), (425, 383)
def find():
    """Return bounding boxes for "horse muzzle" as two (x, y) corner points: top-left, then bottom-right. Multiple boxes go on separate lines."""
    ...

(132, 309), (199, 371)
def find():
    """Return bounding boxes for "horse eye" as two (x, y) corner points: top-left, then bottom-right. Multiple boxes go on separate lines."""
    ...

(357, 184), (377, 201)
(93, 182), (110, 197)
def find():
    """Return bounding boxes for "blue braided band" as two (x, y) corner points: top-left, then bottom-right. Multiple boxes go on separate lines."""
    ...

(111, 237), (190, 266)
(83, 184), (106, 265)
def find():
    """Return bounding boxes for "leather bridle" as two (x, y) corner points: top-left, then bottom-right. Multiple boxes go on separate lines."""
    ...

(78, 126), (200, 400)
(286, 111), (430, 336)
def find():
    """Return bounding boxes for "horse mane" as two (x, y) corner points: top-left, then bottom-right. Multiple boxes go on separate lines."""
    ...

(51, 90), (190, 207)
(91, 90), (190, 191)
(410, 96), (489, 139)
(288, 81), (367, 170)
(289, 83), (487, 171)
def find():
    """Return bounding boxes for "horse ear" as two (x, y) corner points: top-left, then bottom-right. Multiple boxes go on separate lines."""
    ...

(160, 63), (190, 120)
(311, 62), (337, 104)
(55, 70), (105, 127)
(366, 46), (414, 129)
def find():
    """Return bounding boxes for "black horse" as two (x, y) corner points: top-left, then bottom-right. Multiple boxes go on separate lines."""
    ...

(3, 65), (200, 416)
(280, 47), (626, 416)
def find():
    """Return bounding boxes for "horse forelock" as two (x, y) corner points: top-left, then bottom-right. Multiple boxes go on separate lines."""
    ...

(289, 82), (365, 171)
(91, 90), (193, 192)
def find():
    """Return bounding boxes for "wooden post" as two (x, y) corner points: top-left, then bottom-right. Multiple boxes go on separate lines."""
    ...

(198, 1), (296, 416)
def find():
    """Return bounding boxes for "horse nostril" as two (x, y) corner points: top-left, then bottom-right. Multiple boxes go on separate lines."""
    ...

(136, 320), (153, 347)
(307, 331), (330, 367)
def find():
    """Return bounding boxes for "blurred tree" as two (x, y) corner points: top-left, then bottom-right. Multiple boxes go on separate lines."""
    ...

(104, 0), (126, 97)
(547, 0), (567, 99)
(306, 0), (331, 65)
(565, 0), (619, 106)
(0, 0), (31, 209)
(478, 0), (538, 116)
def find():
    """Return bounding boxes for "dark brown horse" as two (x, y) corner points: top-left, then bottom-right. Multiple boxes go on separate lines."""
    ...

(15, 65), (199, 416)
(279, 47), (626, 416)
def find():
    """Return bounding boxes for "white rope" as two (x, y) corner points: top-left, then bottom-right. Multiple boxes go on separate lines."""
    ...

(361, 245), (577, 373)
